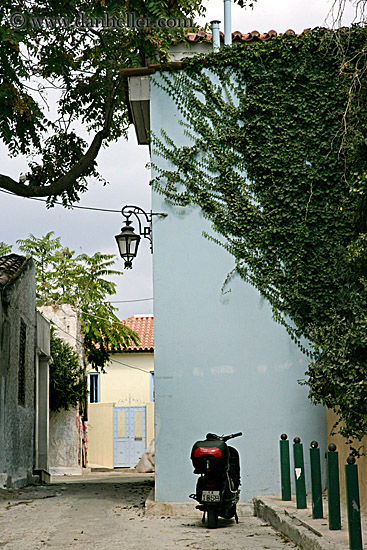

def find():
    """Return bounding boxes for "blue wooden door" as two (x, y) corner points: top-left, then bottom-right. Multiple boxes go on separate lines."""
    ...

(113, 406), (146, 467)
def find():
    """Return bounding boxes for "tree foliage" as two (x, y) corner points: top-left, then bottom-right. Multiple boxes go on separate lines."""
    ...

(0, 0), (205, 205)
(49, 327), (87, 412)
(16, 232), (139, 370)
(152, 26), (367, 450)
(0, 242), (12, 255)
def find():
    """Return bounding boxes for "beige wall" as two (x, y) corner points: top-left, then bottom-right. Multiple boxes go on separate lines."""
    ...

(327, 409), (367, 511)
(89, 352), (153, 406)
(88, 402), (154, 469)
(87, 352), (154, 468)
(146, 402), (155, 448)
(88, 403), (114, 469)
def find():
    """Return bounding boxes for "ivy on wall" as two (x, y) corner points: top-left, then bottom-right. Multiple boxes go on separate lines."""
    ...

(152, 26), (367, 450)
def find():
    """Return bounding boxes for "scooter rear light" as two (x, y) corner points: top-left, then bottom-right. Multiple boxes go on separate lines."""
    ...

(193, 447), (223, 458)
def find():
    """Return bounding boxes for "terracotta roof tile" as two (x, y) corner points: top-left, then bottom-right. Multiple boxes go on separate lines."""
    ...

(0, 254), (28, 287)
(121, 29), (298, 80)
(122, 314), (154, 352)
(184, 29), (295, 43)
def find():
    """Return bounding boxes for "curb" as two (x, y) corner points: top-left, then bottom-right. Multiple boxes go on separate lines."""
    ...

(253, 496), (348, 550)
(144, 491), (354, 549)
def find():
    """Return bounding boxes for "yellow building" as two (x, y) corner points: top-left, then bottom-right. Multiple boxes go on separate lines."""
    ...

(87, 315), (154, 469)
(327, 409), (367, 512)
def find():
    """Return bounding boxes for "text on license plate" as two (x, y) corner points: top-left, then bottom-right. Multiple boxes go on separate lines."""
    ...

(202, 490), (220, 502)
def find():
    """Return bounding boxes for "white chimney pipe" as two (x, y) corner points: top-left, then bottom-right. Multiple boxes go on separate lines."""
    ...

(211, 20), (221, 52)
(224, 0), (232, 46)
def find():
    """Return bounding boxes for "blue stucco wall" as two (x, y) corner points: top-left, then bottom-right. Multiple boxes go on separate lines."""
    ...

(150, 73), (327, 503)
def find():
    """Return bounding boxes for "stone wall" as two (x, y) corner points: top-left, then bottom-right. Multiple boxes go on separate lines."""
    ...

(39, 305), (86, 475)
(0, 259), (36, 488)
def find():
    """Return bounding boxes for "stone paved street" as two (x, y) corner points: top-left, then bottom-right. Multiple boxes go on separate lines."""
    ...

(0, 472), (299, 549)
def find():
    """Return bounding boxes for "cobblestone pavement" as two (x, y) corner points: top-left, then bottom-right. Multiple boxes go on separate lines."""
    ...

(0, 472), (299, 549)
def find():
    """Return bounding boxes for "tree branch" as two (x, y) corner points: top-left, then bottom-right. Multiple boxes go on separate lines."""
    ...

(0, 74), (120, 199)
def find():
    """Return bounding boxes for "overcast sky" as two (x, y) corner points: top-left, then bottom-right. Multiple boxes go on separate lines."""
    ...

(0, 0), (358, 319)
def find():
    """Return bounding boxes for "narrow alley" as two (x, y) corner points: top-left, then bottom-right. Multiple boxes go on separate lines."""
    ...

(0, 472), (298, 550)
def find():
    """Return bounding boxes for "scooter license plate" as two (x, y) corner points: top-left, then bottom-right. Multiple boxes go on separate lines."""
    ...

(202, 490), (220, 502)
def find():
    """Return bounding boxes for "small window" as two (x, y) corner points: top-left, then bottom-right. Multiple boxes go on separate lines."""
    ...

(89, 372), (100, 403)
(18, 319), (26, 406)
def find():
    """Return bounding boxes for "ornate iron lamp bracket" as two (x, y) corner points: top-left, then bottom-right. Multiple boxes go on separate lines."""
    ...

(121, 205), (167, 253)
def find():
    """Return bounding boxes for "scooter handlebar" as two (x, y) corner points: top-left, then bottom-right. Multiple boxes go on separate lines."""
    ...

(223, 432), (243, 441)
(205, 432), (243, 441)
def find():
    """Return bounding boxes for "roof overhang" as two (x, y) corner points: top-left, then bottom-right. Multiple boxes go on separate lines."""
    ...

(123, 63), (187, 146)
(127, 74), (151, 145)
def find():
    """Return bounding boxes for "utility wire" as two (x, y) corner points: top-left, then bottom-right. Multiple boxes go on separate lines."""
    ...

(0, 188), (123, 213)
(43, 315), (151, 374)
(78, 307), (138, 327)
(106, 299), (153, 303)
(47, 309), (137, 338)
(105, 357), (151, 375)
(46, 317), (84, 347)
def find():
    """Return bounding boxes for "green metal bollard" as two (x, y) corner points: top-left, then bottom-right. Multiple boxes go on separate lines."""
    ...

(327, 443), (341, 530)
(280, 434), (291, 501)
(345, 455), (363, 550)
(293, 437), (307, 509)
(310, 441), (323, 519)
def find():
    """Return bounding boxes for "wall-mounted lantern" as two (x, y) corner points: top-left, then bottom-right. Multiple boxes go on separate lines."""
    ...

(115, 205), (167, 269)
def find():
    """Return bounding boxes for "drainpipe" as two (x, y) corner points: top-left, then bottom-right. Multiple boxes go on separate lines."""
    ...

(211, 20), (221, 52)
(224, 0), (232, 46)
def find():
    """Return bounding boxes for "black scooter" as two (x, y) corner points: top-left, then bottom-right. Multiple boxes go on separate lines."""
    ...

(190, 431), (242, 529)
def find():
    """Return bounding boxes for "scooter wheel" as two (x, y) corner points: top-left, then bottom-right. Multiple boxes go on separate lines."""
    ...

(207, 508), (218, 529)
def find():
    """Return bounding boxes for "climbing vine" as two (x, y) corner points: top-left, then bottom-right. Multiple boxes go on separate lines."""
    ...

(152, 26), (367, 450)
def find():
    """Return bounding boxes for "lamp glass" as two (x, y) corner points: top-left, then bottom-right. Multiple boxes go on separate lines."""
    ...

(128, 236), (140, 257)
(115, 222), (141, 265)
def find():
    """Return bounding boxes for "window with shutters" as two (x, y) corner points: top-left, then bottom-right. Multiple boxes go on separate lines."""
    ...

(89, 372), (100, 403)
(18, 319), (26, 406)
